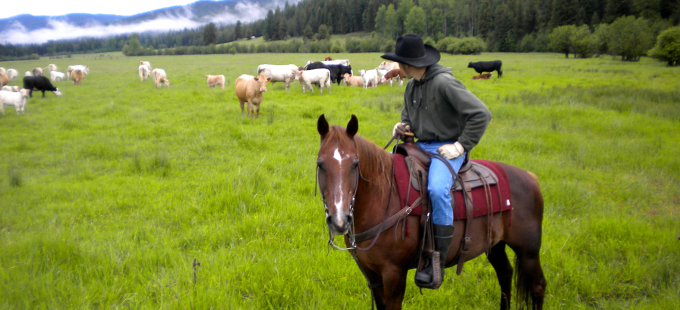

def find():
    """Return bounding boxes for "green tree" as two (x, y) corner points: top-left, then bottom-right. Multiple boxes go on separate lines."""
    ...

(404, 6), (426, 35)
(235, 21), (242, 40)
(549, 25), (576, 57)
(591, 23), (611, 56)
(304, 24), (315, 41)
(397, 0), (415, 34)
(648, 26), (680, 65)
(375, 5), (387, 37)
(385, 4), (398, 39)
(571, 25), (593, 58)
(318, 24), (330, 40)
(203, 23), (217, 45)
(608, 16), (652, 61)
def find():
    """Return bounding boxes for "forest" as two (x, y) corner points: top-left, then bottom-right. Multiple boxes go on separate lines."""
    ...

(1, 0), (679, 60)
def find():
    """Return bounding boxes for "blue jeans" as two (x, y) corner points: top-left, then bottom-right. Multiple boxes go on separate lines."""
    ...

(416, 141), (466, 226)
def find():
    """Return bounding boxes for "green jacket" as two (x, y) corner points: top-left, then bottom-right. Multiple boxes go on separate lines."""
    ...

(401, 63), (491, 152)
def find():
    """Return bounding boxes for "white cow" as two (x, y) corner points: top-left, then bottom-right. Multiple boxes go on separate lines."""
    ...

(46, 64), (58, 71)
(0, 89), (29, 115)
(24, 71), (32, 77)
(360, 69), (379, 89)
(67, 65), (89, 78)
(0, 68), (5, 74)
(2, 85), (20, 92)
(6, 69), (18, 81)
(138, 65), (151, 81)
(259, 64), (299, 91)
(151, 68), (170, 88)
(140, 61), (152, 70)
(50, 71), (66, 82)
(298, 69), (331, 95)
(376, 61), (400, 72)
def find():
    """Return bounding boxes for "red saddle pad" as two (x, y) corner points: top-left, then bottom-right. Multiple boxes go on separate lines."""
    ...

(393, 154), (512, 220)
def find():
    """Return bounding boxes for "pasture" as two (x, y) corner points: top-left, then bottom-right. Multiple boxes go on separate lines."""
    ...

(1, 52), (679, 309)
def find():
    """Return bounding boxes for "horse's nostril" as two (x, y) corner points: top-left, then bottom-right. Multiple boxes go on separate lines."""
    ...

(326, 216), (332, 226)
(346, 215), (353, 224)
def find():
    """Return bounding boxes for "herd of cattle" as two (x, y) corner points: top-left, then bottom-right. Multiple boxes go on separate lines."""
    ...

(0, 58), (502, 117)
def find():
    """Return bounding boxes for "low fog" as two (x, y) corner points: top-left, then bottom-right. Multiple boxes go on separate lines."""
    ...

(1, 2), (272, 45)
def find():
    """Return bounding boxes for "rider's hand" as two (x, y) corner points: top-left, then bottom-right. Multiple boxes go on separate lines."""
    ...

(392, 122), (410, 138)
(437, 142), (465, 159)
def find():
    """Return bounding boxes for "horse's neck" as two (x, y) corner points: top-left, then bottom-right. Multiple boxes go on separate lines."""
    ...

(354, 138), (397, 229)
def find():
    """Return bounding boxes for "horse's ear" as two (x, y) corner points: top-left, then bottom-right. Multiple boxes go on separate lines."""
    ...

(317, 114), (329, 138)
(346, 114), (358, 138)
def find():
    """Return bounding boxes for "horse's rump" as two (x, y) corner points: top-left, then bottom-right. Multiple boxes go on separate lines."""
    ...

(393, 154), (513, 220)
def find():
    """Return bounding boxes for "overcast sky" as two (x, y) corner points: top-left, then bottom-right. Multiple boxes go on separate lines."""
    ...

(0, 1), (200, 19)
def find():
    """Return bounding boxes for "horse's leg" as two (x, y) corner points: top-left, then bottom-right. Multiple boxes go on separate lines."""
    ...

(487, 241), (513, 310)
(512, 245), (546, 310)
(378, 265), (408, 310)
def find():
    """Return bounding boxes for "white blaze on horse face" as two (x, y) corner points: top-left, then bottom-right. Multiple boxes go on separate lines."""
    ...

(331, 147), (351, 229)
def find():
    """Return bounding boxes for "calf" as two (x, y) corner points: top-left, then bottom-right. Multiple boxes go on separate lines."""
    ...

(206, 74), (226, 89)
(50, 71), (66, 82)
(383, 68), (405, 86)
(71, 69), (84, 85)
(0, 89), (30, 115)
(360, 69), (379, 89)
(467, 60), (503, 77)
(342, 73), (363, 87)
(140, 61), (152, 70)
(6, 69), (18, 81)
(298, 69), (331, 94)
(139, 65), (150, 81)
(235, 74), (271, 119)
(151, 69), (170, 88)
(472, 73), (493, 80)
(23, 76), (62, 98)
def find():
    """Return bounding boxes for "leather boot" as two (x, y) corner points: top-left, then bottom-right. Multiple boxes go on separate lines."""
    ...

(415, 225), (454, 287)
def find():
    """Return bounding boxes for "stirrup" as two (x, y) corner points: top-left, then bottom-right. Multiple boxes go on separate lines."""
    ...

(414, 252), (443, 289)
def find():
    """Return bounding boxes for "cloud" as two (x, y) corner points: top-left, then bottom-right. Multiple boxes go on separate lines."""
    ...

(0, 1), (275, 45)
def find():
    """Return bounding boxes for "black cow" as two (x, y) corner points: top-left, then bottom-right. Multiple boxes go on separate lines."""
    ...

(304, 62), (352, 85)
(467, 60), (503, 77)
(23, 76), (61, 98)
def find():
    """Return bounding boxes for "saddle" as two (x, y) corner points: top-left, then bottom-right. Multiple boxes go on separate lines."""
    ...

(394, 138), (499, 277)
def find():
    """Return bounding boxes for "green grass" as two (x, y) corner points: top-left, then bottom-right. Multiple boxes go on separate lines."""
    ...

(1, 52), (679, 309)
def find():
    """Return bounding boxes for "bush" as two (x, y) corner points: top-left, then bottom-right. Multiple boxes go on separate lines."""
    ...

(436, 37), (458, 53)
(30, 53), (39, 60)
(648, 26), (680, 66)
(345, 38), (361, 53)
(330, 44), (344, 53)
(591, 24), (610, 56)
(608, 16), (652, 61)
(571, 25), (593, 58)
(423, 37), (436, 48)
(549, 25), (576, 58)
(518, 33), (536, 52)
(454, 37), (485, 55)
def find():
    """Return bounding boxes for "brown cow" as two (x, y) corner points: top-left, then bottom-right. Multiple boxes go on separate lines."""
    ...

(472, 73), (493, 80)
(342, 73), (363, 87)
(71, 69), (84, 84)
(0, 72), (8, 87)
(206, 75), (226, 89)
(235, 74), (271, 119)
(383, 68), (405, 86)
(324, 56), (333, 61)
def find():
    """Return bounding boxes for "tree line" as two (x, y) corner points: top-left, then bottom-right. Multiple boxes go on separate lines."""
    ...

(1, 0), (679, 62)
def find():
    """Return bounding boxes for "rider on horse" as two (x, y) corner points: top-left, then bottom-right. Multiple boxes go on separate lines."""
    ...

(381, 34), (492, 288)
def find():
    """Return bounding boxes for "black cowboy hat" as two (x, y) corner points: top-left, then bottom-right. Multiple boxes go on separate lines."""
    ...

(381, 34), (440, 68)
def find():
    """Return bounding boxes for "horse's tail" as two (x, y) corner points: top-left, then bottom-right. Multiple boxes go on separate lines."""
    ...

(514, 255), (531, 309)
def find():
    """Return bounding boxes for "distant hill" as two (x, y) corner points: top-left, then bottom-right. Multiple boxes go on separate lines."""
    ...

(0, 0), (286, 44)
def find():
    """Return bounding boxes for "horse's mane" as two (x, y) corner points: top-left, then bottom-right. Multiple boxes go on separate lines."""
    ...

(323, 126), (393, 190)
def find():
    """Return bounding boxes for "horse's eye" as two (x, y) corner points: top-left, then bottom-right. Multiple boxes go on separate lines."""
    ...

(317, 161), (325, 171)
(351, 159), (359, 169)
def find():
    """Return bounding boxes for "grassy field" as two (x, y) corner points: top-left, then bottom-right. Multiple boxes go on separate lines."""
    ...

(1, 51), (679, 309)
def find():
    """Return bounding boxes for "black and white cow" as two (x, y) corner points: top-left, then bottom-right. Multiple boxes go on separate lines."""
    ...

(304, 62), (352, 85)
(23, 76), (62, 98)
(467, 60), (503, 77)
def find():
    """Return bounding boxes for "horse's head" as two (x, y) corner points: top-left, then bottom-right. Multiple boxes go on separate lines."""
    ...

(316, 114), (360, 235)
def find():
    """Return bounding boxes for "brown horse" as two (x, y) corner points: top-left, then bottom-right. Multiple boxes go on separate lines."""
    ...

(316, 115), (546, 310)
